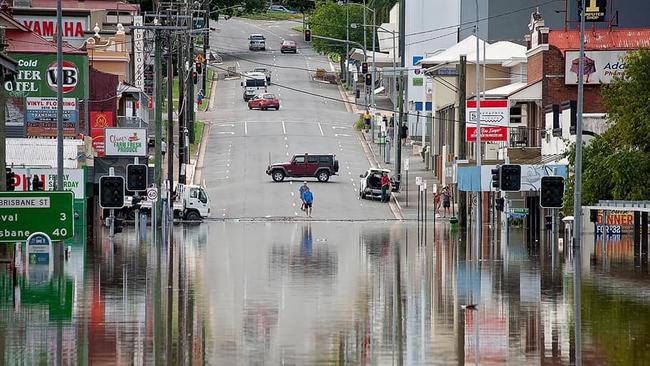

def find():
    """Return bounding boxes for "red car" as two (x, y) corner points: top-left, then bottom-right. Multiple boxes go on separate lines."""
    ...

(248, 93), (280, 110)
(281, 40), (297, 53)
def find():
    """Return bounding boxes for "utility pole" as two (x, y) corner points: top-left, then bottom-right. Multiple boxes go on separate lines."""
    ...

(395, 0), (406, 182)
(457, 55), (467, 228)
(178, 14), (186, 185)
(346, 0), (350, 88)
(166, 35), (174, 196)
(202, 0), (209, 93)
(572, 1), (586, 365)
(56, 0), (64, 191)
(0, 28), (15, 192)
(188, 37), (195, 146)
(154, 32), (163, 227)
(474, 0), (483, 249)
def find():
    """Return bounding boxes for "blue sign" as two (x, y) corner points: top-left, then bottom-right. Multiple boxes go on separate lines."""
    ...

(27, 232), (52, 265)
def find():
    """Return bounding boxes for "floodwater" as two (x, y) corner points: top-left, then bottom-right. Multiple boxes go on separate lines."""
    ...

(1, 221), (649, 365)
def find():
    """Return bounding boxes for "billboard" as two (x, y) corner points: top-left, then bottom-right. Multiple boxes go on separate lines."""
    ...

(5, 54), (88, 99)
(466, 99), (509, 142)
(25, 97), (78, 136)
(104, 128), (147, 157)
(14, 15), (88, 47)
(9, 168), (85, 199)
(565, 50), (628, 85)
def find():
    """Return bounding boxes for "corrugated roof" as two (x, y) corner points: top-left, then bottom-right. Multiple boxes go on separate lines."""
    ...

(6, 138), (83, 168)
(28, 0), (139, 11)
(550, 28), (650, 51)
(7, 29), (85, 54)
(418, 36), (485, 66)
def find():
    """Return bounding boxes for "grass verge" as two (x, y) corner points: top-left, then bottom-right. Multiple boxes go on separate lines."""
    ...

(190, 121), (205, 157)
(199, 68), (214, 112)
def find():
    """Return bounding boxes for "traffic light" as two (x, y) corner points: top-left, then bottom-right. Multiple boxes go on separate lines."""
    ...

(355, 89), (360, 99)
(495, 197), (504, 212)
(491, 166), (500, 190)
(365, 73), (372, 86)
(192, 71), (198, 85)
(540, 176), (565, 208)
(126, 164), (148, 192)
(5, 168), (15, 191)
(500, 164), (521, 191)
(304, 29), (311, 42)
(99, 176), (125, 209)
(361, 62), (368, 74)
(196, 62), (202, 74)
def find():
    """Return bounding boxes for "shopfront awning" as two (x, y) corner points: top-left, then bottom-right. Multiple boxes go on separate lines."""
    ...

(508, 81), (542, 102)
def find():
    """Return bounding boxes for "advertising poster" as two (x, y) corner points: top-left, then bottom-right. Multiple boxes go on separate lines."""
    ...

(5, 54), (88, 99)
(25, 97), (78, 136)
(104, 128), (147, 156)
(466, 100), (509, 142)
(565, 50), (628, 85)
(90, 111), (114, 157)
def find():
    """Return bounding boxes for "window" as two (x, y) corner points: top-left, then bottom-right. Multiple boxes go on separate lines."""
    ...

(190, 189), (199, 198)
(199, 189), (208, 203)
(308, 156), (318, 163)
(293, 156), (305, 164)
(319, 156), (332, 164)
(264, 94), (275, 99)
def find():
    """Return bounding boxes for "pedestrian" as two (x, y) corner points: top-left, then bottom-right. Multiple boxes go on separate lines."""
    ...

(161, 138), (167, 158)
(401, 124), (408, 144)
(442, 186), (451, 218)
(299, 181), (309, 211)
(433, 190), (441, 216)
(302, 187), (314, 217)
(363, 109), (371, 131)
(381, 172), (391, 203)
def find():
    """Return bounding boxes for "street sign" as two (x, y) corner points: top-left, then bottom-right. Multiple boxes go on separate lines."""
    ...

(26, 232), (52, 265)
(193, 17), (205, 29)
(0, 192), (74, 242)
(415, 176), (422, 186)
(147, 187), (159, 201)
(508, 208), (529, 215)
(195, 53), (206, 64)
(404, 158), (410, 171)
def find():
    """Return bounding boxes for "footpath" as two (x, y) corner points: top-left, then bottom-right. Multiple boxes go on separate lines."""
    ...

(338, 86), (450, 221)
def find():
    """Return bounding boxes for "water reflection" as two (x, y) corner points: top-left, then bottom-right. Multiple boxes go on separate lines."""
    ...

(1, 222), (650, 364)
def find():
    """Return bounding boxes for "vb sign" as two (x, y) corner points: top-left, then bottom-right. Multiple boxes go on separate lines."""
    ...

(0, 192), (74, 242)
(47, 60), (79, 93)
(466, 99), (509, 142)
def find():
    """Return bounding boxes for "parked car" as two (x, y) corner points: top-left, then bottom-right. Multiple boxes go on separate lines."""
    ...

(253, 67), (272, 84)
(266, 153), (339, 182)
(249, 34), (266, 51)
(359, 168), (399, 200)
(248, 93), (280, 110)
(268, 5), (297, 13)
(280, 40), (297, 53)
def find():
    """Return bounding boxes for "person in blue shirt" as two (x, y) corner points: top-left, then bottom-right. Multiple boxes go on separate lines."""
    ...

(302, 187), (314, 217)
(299, 181), (309, 211)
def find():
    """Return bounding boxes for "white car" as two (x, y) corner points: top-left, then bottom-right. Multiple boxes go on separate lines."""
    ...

(359, 168), (397, 200)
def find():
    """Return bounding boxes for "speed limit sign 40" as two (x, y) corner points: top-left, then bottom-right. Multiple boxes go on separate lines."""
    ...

(147, 187), (159, 201)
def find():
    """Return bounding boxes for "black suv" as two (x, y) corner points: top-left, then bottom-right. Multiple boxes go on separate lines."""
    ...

(266, 153), (339, 182)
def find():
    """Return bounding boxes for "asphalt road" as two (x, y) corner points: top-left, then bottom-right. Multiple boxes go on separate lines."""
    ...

(202, 18), (394, 220)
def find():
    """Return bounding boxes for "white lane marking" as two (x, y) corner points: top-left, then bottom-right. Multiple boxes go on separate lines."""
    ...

(244, 121), (248, 135)
(332, 126), (348, 129)
(334, 133), (351, 137)
(236, 61), (240, 68)
(286, 152), (289, 156)
(291, 192), (295, 196)
(318, 123), (324, 136)
(285, 144), (289, 148)
(218, 123), (234, 127)
(217, 132), (235, 135)
(282, 120), (286, 135)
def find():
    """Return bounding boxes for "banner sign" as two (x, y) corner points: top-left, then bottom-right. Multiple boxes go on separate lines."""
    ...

(584, 0), (607, 22)
(5, 54), (88, 99)
(90, 111), (114, 157)
(9, 168), (85, 199)
(565, 50), (628, 85)
(466, 99), (509, 142)
(25, 97), (77, 136)
(14, 15), (88, 47)
(105, 128), (147, 156)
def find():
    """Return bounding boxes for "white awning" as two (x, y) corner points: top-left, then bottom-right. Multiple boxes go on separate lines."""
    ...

(508, 81), (542, 101)
(481, 82), (528, 98)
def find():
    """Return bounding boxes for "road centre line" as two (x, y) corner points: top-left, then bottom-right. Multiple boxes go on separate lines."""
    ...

(282, 120), (286, 135)
(244, 121), (248, 135)
(318, 123), (324, 136)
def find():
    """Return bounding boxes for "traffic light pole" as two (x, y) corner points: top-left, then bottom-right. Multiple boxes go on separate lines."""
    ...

(154, 32), (163, 229)
(108, 167), (115, 238)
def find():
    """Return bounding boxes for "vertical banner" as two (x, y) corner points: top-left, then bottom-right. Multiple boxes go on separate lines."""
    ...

(133, 15), (145, 120)
(90, 111), (114, 157)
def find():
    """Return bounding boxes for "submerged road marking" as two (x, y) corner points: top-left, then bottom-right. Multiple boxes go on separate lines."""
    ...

(244, 121), (248, 135)
(318, 123), (324, 136)
(282, 120), (286, 135)
(335, 133), (351, 137)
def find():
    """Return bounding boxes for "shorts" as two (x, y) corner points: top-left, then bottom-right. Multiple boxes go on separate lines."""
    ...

(304, 202), (312, 208)
(443, 201), (450, 208)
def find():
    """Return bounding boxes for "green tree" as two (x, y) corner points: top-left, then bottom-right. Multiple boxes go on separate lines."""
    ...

(564, 49), (650, 213)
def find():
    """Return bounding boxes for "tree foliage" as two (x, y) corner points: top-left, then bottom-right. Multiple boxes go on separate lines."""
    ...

(309, 1), (371, 56)
(564, 49), (650, 212)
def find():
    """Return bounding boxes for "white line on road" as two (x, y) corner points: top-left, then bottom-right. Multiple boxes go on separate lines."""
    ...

(332, 126), (348, 129)
(217, 132), (235, 135)
(285, 144), (289, 148)
(318, 123), (324, 136)
(218, 123), (234, 127)
(282, 120), (286, 135)
(244, 121), (248, 135)
(236, 61), (240, 68)
(334, 133), (351, 137)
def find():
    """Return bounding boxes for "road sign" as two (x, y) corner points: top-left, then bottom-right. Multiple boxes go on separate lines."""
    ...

(404, 158), (410, 171)
(509, 208), (529, 215)
(0, 192), (74, 242)
(415, 176), (422, 186)
(26, 232), (52, 265)
(147, 187), (159, 201)
(195, 53), (206, 63)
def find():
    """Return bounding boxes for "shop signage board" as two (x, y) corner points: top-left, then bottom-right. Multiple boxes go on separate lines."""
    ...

(9, 168), (85, 199)
(25, 97), (78, 136)
(90, 111), (115, 157)
(4, 54), (88, 99)
(565, 50), (628, 85)
(0, 192), (74, 242)
(14, 15), (88, 47)
(466, 99), (509, 142)
(104, 128), (147, 156)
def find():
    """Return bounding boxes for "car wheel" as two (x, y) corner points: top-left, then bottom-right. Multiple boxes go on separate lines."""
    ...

(262, 107), (267, 111)
(272, 170), (285, 182)
(361, 191), (366, 199)
(275, 106), (279, 110)
(317, 170), (330, 182)
(184, 210), (201, 221)
(248, 104), (253, 109)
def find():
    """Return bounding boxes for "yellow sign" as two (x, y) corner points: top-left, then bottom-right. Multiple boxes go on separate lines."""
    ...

(584, 0), (606, 22)
(195, 54), (206, 63)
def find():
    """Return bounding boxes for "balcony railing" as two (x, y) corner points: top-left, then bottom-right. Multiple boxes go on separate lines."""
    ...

(509, 127), (530, 148)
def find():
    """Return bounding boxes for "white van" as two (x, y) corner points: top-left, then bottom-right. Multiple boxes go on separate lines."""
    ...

(241, 72), (267, 101)
(249, 34), (266, 51)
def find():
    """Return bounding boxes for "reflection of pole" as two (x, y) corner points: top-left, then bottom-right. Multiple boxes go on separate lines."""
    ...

(166, 232), (174, 363)
(154, 33), (163, 229)
(458, 56), (467, 228)
(56, 0), (64, 191)
(394, 237), (403, 365)
(573, 1), (586, 364)
(167, 36), (175, 211)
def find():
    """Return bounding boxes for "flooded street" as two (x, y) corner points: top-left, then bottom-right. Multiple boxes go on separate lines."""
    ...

(1, 221), (649, 365)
